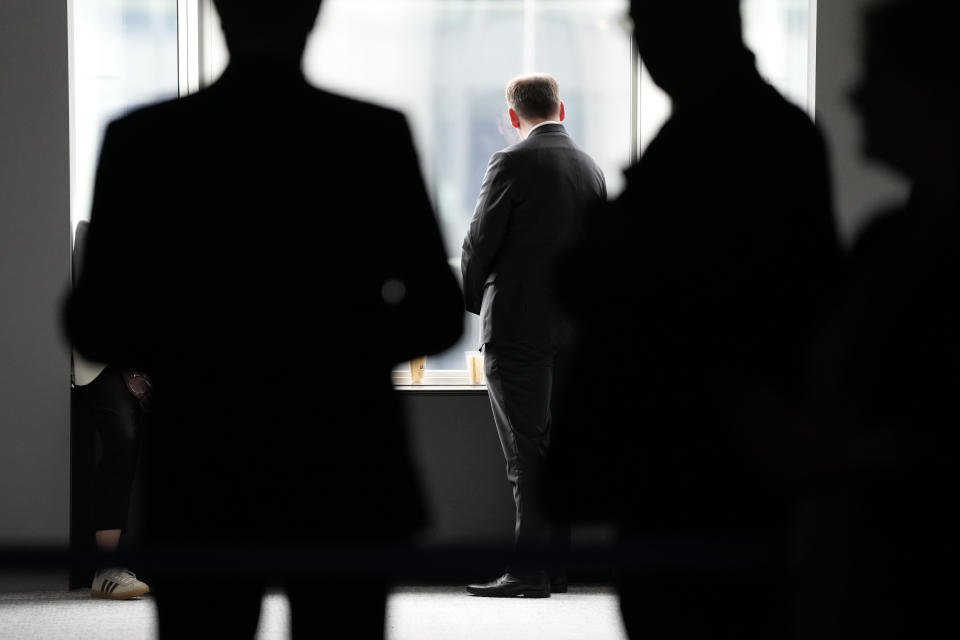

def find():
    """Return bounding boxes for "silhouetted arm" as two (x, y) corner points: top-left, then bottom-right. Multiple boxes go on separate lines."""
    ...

(377, 113), (463, 364)
(64, 119), (152, 372)
(461, 151), (514, 315)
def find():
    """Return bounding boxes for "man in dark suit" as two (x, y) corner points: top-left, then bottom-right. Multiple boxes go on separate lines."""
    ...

(462, 74), (606, 598)
(64, 1), (463, 637)
(558, 1), (841, 637)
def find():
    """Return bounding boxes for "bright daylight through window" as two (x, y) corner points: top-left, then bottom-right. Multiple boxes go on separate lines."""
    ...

(70, 0), (179, 237)
(70, 0), (814, 383)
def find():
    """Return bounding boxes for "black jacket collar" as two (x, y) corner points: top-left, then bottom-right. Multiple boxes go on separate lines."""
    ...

(526, 122), (568, 139)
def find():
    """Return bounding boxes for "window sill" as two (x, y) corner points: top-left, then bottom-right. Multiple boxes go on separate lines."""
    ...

(391, 370), (487, 392)
(394, 385), (488, 394)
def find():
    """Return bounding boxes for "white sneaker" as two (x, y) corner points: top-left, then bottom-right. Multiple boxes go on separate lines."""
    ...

(91, 567), (150, 600)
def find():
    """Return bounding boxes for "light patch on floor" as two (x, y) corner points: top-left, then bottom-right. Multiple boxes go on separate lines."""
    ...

(387, 586), (628, 640)
(0, 585), (627, 640)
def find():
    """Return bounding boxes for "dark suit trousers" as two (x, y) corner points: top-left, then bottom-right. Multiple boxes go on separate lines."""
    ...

(483, 341), (571, 574)
(154, 577), (388, 639)
(73, 365), (142, 532)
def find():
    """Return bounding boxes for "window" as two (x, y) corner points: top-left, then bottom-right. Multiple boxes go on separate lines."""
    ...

(70, 0), (815, 385)
(640, 0), (814, 151)
(69, 0), (180, 238)
(199, 0), (633, 381)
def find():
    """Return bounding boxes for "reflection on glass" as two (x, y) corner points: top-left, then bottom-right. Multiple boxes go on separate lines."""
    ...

(205, 0), (633, 372)
(70, 0), (179, 235)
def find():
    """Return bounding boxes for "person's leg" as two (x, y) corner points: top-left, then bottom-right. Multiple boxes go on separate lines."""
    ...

(153, 575), (265, 639)
(480, 342), (554, 580)
(95, 528), (122, 551)
(79, 366), (149, 598)
(547, 345), (574, 590)
(619, 569), (792, 640)
(286, 578), (389, 639)
(618, 572), (683, 640)
(89, 367), (142, 538)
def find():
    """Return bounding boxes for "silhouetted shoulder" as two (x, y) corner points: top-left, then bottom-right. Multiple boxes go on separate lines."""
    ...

(848, 206), (909, 261)
(732, 76), (821, 147)
(103, 90), (205, 131)
(104, 81), (413, 143)
(91, 91), (222, 164)
(307, 86), (408, 126)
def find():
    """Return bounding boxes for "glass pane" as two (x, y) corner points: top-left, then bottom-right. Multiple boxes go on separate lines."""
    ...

(535, 1), (633, 199)
(639, 0), (813, 153)
(70, 0), (180, 236)
(743, 0), (811, 110)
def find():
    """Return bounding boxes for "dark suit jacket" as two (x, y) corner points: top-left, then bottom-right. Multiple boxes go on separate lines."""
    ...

(553, 51), (842, 533)
(461, 123), (606, 346)
(810, 201), (960, 625)
(64, 59), (463, 547)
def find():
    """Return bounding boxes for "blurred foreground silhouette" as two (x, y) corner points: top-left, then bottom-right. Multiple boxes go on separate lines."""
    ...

(792, 2), (960, 637)
(550, 1), (840, 637)
(64, 1), (462, 637)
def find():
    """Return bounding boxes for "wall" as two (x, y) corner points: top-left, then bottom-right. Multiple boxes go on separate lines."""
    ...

(0, 0), (72, 590)
(814, 0), (910, 243)
(403, 392), (514, 545)
(403, 391), (615, 551)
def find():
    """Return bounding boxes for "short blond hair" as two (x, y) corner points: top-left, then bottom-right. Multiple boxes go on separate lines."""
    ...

(505, 74), (561, 121)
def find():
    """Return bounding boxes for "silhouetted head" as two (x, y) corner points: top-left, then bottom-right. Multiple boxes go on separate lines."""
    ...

(852, 0), (960, 182)
(213, 0), (323, 62)
(505, 74), (566, 139)
(630, 0), (744, 102)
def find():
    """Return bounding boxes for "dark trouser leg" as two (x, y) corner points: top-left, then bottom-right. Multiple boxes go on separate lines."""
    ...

(153, 575), (265, 639)
(75, 366), (142, 534)
(618, 570), (792, 640)
(547, 346), (573, 585)
(287, 579), (389, 639)
(484, 342), (555, 575)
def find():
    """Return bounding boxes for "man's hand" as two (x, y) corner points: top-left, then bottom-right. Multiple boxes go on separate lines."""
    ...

(121, 371), (152, 409)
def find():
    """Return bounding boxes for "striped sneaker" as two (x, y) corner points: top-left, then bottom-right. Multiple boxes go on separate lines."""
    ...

(91, 568), (150, 600)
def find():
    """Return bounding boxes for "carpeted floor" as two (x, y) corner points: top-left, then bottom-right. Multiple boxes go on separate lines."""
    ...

(0, 585), (628, 639)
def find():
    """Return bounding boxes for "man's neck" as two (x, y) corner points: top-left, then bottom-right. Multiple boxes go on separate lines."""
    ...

(671, 46), (754, 112)
(522, 119), (562, 139)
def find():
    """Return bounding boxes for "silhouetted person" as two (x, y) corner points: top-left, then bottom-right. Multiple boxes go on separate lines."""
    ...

(72, 220), (151, 600)
(553, 1), (840, 637)
(788, 2), (960, 637)
(63, 1), (463, 637)
(462, 74), (606, 598)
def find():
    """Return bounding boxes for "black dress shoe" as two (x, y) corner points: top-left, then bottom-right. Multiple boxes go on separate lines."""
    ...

(466, 572), (550, 598)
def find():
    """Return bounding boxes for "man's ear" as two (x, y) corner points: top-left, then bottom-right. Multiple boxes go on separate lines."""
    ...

(509, 108), (521, 129)
(559, 101), (566, 122)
